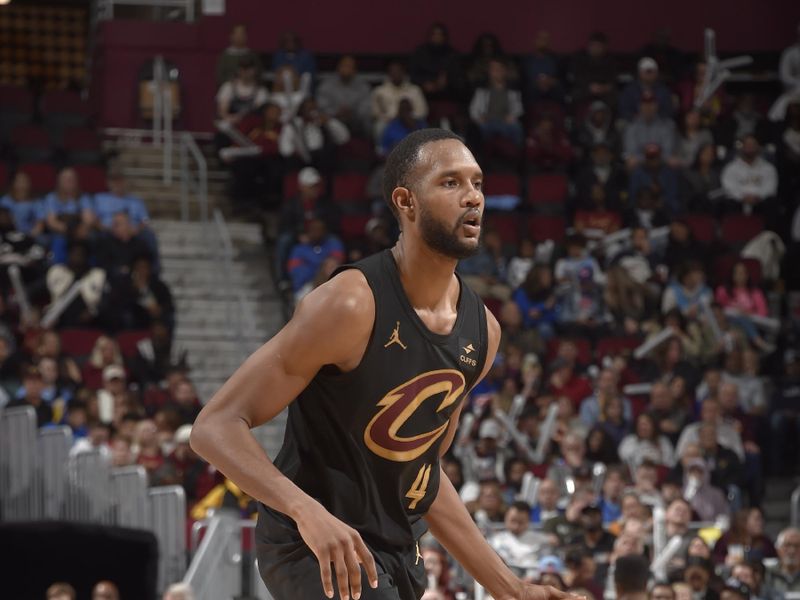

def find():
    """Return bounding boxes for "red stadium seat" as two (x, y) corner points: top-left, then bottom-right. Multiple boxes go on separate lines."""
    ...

(713, 254), (763, 287)
(484, 173), (521, 197)
(59, 328), (103, 357)
(41, 89), (92, 120)
(332, 172), (368, 205)
(527, 215), (566, 243)
(335, 137), (375, 171)
(720, 214), (763, 246)
(339, 213), (371, 242)
(73, 164), (106, 194)
(19, 162), (57, 194)
(526, 173), (568, 206)
(116, 330), (150, 358)
(283, 171), (300, 199)
(485, 213), (521, 246)
(427, 100), (462, 123)
(595, 336), (641, 361)
(483, 297), (503, 319)
(683, 214), (716, 244)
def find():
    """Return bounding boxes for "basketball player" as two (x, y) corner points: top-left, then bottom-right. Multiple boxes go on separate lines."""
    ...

(191, 129), (581, 600)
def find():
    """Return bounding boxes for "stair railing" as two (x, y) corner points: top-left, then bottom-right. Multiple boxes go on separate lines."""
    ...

(180, 132), (208, 223)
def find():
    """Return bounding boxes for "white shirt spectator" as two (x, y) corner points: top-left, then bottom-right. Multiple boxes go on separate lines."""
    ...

(371, 77), (428, 135)
(618, 433), (676, 468)
(780, 40), (800, 90)
(216, 80), (269, 115)
(278, 116), (350, 161)
(675, 420), (745, 461)
(488, 529), (552, 572)
(721, 156), (778, 202)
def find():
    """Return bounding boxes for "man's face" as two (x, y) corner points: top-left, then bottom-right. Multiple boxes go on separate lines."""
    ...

(410, 139), (484, 260)
(603, 472), (624, 500)
(478, 483), (502, 512)
(231, 25), (247, 47)
(338, 56), (356, 81)
(741, 137), (760, 161)
(388, 63), (405, 86)
(581, 510), (602, 532)
(650, 584), (675, 600)
(640, 67), (658, 85)
(779, 530), (800, 571)
(718, 383), (739, 413)
(538, 479), (559, 508)
(597, 369), (617, 394)
(12, 173), (31, 199)
(488, 61), (507, 85)
(640, 100), (658, 120)
(307, 218), (327, 245)
(666, 500), (691, 528)
(731, 564), (755, 588)
(504, 506), (530, 536)
(57, 169), (78, 197)
(701, 400), (720, 423)
(685, 566), (709, 591)
(111, 213), (133, 241)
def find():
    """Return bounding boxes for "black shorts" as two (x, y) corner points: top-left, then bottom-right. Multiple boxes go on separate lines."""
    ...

(256, 507), (426, 600)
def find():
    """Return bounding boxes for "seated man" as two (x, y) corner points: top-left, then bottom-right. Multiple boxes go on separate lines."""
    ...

(764, 527), (800, 597)
(380, 98), (426, 156)
(215, 23), (262, 87)
(97, 212), (152, 281)
(371, 61), (428, 141)
(93, 167), (158, 266)
(279, 97), (350, 173)
(316, 55), (372, 136)
(216, 55), (269, 128)
(720, 134), (779, 216)
(286, 216), (345, 301)
(618, 57), (674, 121)
(469, 59), (524, 147)
(489, 500), (553, 578)
(41, 167), (94, 237)
(623, 92), (677, 169)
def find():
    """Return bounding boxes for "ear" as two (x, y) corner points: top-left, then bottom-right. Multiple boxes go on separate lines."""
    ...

(391, 186), (415, 221)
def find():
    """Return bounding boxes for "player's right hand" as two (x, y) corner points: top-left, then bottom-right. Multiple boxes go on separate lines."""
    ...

(296, 501), (379, 600)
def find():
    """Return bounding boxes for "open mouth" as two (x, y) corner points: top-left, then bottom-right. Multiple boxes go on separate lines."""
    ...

(461, 212), (482, 233)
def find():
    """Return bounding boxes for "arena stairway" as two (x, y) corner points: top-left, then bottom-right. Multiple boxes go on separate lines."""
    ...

(109, 137), (288, 457)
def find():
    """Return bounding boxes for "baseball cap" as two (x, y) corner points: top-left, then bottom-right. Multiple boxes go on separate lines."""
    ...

(638, 56), (658, 72)
(102, 364), (126, 382)
(478, 419), (502, 440)
(174, 424), (193, 445)
(298, 167), (321, 187)
(538, 555), (565, 574)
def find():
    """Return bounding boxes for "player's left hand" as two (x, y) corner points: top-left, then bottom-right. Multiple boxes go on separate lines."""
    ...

(496, 584), (586, 600)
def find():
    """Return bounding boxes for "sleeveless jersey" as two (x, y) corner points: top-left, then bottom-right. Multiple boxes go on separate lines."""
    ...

(259, 249), (488, 549)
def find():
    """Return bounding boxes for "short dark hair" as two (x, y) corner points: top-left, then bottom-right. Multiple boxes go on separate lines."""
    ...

(510, 500), (531, 513)
(615, 554), (650, 593)
(382, 128), (464, 219)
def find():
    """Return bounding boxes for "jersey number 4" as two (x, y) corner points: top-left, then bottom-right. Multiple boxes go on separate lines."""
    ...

(405, 464), (432, 510)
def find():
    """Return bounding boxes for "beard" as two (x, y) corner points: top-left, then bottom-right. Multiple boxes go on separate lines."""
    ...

(418, 203), (480, 260)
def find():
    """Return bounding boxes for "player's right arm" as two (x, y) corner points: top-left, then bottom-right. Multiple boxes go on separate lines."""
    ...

(190, 269), (378, 600)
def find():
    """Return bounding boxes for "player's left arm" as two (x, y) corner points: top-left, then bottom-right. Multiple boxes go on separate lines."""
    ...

(426, 307), (581, 600)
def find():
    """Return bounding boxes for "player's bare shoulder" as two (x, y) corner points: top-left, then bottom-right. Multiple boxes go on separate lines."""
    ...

(289, 268), (376, 371)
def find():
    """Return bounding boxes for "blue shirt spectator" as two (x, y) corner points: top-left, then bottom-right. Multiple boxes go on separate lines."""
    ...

(380, 98), (426, 155)
(287, 218), (345, 298)
(272, 31), (316, 78)
(629, 147), (681, 215)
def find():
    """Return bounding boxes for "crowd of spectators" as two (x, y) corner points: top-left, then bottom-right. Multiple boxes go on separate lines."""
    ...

(5, 17), (800, 600)
(212, 21), (800, 600)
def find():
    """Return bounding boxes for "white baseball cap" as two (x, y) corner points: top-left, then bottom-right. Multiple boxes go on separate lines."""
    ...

(638, 56), (658, 72)
(298, 167), (321, 187)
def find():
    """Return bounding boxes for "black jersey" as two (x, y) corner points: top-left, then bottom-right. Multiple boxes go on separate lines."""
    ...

(259, 249), (488, 549)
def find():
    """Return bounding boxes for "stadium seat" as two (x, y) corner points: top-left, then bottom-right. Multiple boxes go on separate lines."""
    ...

(73, 164), (106, 194)
(283, 171), (300, 199)
(720, 214), (763, 246)
(10, 124), (52, 162)
(683, 214), (716, 244)
(527, 214), (566, 243)
(41, 89), (92, 131)
(335, 137), (375, 172)
(485, 213), (521, 246)
(19, 162), (57, 194)
(484, 172), (521, 197)
(595, 336), (641, 361)
(62, 127), (103, 164)
(713, 254), (763, 287)
(0, 85), (34, 140)
(332, 172), (369, 207)
(526, 173), (568, 207)
(116, 330), (150, 359)
(339, 213), (371, 243)
(59, 328), (103, 357)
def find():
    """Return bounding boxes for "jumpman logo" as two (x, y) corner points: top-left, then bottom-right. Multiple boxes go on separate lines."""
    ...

(384, 321), (407, 350)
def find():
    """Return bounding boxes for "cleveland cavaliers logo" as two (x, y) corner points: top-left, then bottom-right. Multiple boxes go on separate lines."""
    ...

(364, 369), (466, 462)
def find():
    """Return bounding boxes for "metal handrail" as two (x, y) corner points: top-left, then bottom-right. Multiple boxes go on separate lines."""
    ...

(792, 486), (800, 528)
(180, 132), (208, 223)
(183, 512), (243, 600)
(95, 0), (195, 21)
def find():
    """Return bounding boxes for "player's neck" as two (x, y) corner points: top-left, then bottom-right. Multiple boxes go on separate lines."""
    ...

(391, 239), (458, 311)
